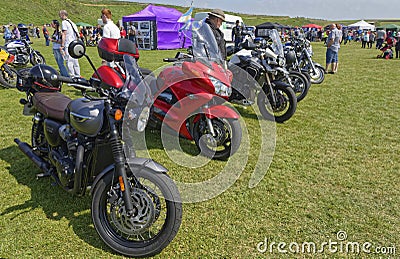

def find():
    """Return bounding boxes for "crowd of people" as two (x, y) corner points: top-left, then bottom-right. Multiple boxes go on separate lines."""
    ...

(2, 7), (399, 80)
(1, 7), (136, 79)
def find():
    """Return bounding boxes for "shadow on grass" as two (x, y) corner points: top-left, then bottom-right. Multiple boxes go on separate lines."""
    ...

(0, 145), (117, 255)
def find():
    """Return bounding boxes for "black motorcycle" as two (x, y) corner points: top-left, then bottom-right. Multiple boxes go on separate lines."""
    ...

(14, 40), (182, 257)
(288, 37), (325, 84)
(229, 32), (297, 123)
(5, 39), (45, 67)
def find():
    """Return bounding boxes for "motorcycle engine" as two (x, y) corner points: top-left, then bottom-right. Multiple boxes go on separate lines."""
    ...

(49, 125), (78, 189)
(15, 54), (29, 65)
(50, 146), (75, 188)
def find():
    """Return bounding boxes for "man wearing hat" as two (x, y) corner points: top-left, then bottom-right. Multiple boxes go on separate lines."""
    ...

(206, 8), (227, 60)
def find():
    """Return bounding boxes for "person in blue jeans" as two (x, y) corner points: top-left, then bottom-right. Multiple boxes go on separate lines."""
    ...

(50, 20), (69, 77)
(43, 25), (50, 46)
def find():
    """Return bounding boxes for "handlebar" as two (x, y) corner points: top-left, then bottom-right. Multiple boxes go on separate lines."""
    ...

(51, 74), (95, 91)
(163, 58), (179, 62)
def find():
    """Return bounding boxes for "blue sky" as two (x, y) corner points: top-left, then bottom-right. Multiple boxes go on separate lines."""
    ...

(123, 0), (400, 20)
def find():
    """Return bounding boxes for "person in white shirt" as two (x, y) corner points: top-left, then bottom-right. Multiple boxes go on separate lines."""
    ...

(101, 8), (120, 39)
(59, 10), (81, 77)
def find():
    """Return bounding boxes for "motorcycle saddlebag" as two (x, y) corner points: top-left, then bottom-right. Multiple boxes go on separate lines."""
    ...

(97, 38), (139, 62)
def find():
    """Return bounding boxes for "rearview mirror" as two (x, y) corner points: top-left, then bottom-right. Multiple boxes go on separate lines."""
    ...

(68, 40), (86, 59)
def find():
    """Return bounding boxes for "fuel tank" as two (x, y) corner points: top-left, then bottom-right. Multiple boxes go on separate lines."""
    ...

(92, 65), (125, 89)
(67, 98), (105, 137)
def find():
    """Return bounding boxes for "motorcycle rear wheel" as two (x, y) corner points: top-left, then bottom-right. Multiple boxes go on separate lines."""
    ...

(0, 66), (18, 88)
(91, 168), (182, 258)
(258, 81), (297, 123)
(193, 117), (242, 160)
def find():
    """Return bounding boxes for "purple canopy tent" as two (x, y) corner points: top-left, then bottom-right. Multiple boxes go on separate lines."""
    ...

(122, 4), (191, 50)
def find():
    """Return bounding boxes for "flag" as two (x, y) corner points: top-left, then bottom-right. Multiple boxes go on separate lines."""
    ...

(177, 7), (193, 23)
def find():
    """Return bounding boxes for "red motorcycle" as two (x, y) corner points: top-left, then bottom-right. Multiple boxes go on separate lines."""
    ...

(147, 22), (242, 160)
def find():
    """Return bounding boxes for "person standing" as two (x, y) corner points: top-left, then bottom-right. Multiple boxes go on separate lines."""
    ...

(325, 23), (341, 74)
(232, 20), (243, 51)
(50, 20), (69, 77)
(205, 8), (227, 60)
(376, 28), (386, 49)
(127, 22), (137, 43)
(368, 31), (375, 48)
(43, 24), (50, 46)
(101, 8), (120, 39)
(59, 10), (81, 78)
(120, 26), (127, 39)
(12, 25), (20, 40)
(35, 26), (40, 38)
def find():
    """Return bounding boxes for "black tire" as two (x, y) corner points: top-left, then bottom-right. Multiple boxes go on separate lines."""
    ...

(91, 168), (182, 258)
(193, 117), (242, 160)
(283, 71), (310, 102)
(257, 81), (297, 123)
(30, 52), (45, 66)
(0, 66), (18, 88)
(308, 65), (325, 84)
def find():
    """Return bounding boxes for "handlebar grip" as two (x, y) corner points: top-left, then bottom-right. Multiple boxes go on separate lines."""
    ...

(163, 58), (179, 62)
(51, 74), (75, 84)
(51, 74), (91, 86)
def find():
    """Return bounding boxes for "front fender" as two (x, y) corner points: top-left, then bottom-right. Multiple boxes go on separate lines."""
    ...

(203, 105), (240, 119)
(90, 158), (168, 196)
(313, 62), (325, 72)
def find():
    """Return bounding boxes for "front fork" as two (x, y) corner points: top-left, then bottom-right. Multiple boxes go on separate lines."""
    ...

(105, 101), (135, 216)
(203, 105), (216, 137)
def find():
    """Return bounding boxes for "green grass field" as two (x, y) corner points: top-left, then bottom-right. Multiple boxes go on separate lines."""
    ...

(0, 35), (399, 258)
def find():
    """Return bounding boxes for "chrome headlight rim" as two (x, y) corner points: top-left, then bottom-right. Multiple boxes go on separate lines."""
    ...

(209, 76), (232, 97)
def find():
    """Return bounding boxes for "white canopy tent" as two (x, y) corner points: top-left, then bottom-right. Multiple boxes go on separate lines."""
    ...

(347, 20), (375, 31)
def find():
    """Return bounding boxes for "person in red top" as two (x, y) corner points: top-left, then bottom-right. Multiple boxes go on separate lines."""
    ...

(120, 26), (127, 39)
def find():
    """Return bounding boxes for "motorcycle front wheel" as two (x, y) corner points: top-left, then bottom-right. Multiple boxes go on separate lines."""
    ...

(193, 117), (242, 160)
(258, 81), (297, 123)
(281, 71), (310, 102)
(308, 65), (325, 84)
(91, 168), (182, 258)
(30, 52), (46, 65)
(0, 66), (18, 88)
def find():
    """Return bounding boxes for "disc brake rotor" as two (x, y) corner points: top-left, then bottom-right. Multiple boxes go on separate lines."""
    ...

(109, 188), (156, 236)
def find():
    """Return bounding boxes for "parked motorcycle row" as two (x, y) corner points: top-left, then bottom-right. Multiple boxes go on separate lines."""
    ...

(227, 29), (326, 123)
(0, 39), (45, 88)
(7, 21), (325, 257)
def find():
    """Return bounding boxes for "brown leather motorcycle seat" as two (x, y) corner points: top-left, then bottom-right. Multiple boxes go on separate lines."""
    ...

(33, 92), (72, 122)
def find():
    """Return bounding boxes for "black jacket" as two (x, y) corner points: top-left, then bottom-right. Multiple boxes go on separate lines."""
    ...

(205, 18), (227, 60)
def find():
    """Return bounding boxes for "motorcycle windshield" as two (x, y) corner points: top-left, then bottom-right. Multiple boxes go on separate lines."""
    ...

(122, 55), (153, 117)
(191, 20), (223, 64)
(269, 29), (284, 57)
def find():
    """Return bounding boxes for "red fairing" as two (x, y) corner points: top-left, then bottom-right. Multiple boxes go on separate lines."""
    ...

(93, 66), (125, 89)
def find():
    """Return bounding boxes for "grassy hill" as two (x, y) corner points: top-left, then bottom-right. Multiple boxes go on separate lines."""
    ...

(0, 0), (353, 28)
(0, 0), (398, 29)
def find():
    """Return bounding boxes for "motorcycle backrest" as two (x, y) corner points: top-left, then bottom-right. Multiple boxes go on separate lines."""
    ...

(97, 38), (139, 62)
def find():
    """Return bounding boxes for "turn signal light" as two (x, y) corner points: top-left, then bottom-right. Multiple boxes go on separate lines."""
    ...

(114, 109), (123, 121)
(118, 176), (125, 191)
